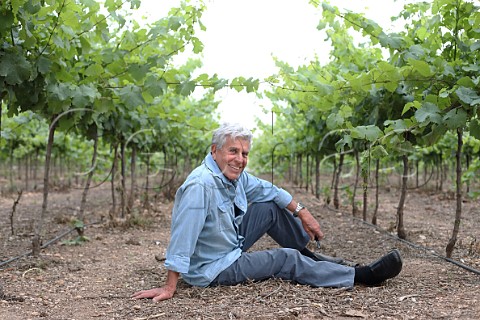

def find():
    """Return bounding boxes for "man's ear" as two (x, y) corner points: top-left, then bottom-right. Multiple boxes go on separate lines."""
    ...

(211, 144), (217, 159)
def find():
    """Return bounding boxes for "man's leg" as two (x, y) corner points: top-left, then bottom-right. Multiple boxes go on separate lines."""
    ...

(239, 201), (310, 251)
(232, 201), (403, 287)
(210, 248), (355, 288)
(239, 201), (327, 262)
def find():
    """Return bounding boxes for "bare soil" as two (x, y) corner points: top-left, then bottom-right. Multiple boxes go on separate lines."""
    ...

(1, 181), (479, 320)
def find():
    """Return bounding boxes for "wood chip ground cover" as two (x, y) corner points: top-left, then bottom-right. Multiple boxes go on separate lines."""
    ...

(1, 184), (479, 319)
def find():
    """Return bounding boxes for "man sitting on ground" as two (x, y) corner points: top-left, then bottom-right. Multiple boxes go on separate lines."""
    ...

(132, 122), (403, 302)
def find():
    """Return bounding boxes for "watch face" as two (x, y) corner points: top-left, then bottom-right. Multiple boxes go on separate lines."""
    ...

(295, 203), (304, 213)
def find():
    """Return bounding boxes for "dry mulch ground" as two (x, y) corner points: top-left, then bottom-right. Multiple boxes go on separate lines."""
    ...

(1, 181), (479, 319)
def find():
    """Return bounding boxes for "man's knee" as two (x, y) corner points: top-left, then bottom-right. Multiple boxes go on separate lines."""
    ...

(248, 201), (283, 217)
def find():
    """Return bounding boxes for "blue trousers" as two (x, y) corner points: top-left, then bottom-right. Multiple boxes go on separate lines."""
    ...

(210, 202), (355, 288)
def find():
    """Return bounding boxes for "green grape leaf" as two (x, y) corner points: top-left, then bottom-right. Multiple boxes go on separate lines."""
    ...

(191, 37), (204, 54)
(72, 84), (98, 108)
(37, 56), (52, 74)
(456, 86), (480, 106)
(314, 82), (334, 96)
(230, 77), (245, 92)
(378, 32), (405, 49)
(443, 108), (467, 129)
(128, 63), (150, 82)
(384, 119), (409, 132)
(423, 124), (447, 145)
(244, 77), (259, 93)
(14, 115), (31, 125)
(408, 59), (433, 77)
(48, 82), (72, 102)
(94, 97), (114, 114)
(402, 101), (421, 115)
(470, 41), (480, 51)
(187, 116), (207, 129)
(118, 85), (145, 108)
(469, 119), (480, 140)
(351, 125), (383, 142)
(370, 145), (389, 159)
(212, 78), (228, 92)
(144, 75), (164, 97)
(326, 112), (344, 130)
(0, 9), (14, 34)
(168, 16), (182, 31)
(84, 63), (103, 77)
(176, 80), (196, 96)
(462, 64), (480, 72)
(415, 102), (442, 125)
(335, 135), (352, 151)
(0, 51), (32, 85)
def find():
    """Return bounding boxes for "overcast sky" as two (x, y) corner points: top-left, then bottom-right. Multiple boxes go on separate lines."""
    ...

(134, 0), (412, 129)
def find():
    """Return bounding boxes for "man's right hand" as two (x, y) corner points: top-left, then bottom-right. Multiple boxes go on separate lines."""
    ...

(132, 270), (179, 302)
(131, 286), (175, 302)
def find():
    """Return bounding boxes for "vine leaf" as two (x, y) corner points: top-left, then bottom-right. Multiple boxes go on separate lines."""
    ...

(415, 102), (442, 125)
(378, 32), (405, 49)
(187, 116), (207, 129)
(443, 108), (467, 129)
(128, 63), (150, 82)
(0, 51), (32, 85)
(469, 119), (480, 140)
(370, 145), (389, 159)
(72, 84), (99, 108)
(176, 80), (196, 96)
(37, 56), (52, 74)
(351, 125), (383, 142)
(118, 85), (145, 108)
(408, 59), (433, 77)
(456, 86), (480, 106)
(326, 113), (344, 130)
(0, 9), (14, 33)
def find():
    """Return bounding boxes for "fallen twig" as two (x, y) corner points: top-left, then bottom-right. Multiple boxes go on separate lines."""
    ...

(22, 267), (42, 278)
(258, 283), (283, 300)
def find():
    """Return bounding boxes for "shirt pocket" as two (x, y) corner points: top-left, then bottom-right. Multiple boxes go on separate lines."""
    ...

(217, 202), (235, 232)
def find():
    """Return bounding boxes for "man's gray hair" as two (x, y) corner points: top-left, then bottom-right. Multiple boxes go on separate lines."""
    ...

(212, 122), (253, 149)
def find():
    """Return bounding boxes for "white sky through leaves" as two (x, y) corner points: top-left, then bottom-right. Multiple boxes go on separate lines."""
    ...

(136, 0), (414, 129)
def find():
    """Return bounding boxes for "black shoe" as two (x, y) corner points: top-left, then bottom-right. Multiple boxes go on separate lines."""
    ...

(356, 249), (403, 286)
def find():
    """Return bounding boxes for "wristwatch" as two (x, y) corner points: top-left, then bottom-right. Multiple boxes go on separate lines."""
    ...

(293, 202), (306, 217)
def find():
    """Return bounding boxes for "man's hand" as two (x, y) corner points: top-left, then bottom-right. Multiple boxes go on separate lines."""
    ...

(132, 270), (179, 302)
(298, 208), (324, 241)
(131, 286), (175, 302)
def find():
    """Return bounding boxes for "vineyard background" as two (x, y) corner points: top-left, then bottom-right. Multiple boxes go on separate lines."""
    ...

(2, 0), (480, 319)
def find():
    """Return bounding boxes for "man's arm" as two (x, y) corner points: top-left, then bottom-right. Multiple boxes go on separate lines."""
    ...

(286, 200), (324, 241)
(131, 269), (179, 302)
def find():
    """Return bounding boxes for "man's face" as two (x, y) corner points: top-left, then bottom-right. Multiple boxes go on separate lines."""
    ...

(211, 137), (250, 181)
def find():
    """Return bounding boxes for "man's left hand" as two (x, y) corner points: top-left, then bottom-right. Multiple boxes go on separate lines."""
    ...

(297, 208), (324, 241)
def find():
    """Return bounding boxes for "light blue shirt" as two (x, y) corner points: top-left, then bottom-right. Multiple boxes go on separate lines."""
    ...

(164, 153), (292, 287)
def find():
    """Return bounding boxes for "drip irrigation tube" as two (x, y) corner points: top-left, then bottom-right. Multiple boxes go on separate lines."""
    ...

(0, 221), (100, 269)
(351, 215), (480, 276)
